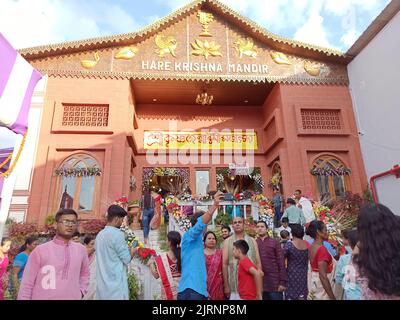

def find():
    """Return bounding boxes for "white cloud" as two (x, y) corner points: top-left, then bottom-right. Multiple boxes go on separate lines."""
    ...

(324, 0), (387, 15)
(293, 1), (338, 49)
(341, 29), (358, 47)
(0, 0), (141, 49)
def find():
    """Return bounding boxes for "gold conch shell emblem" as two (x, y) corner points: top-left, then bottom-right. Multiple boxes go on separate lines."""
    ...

(191, 39), (222, 60)
(197, 11), (214, 37)
(270, 51), (291, 65)
(234, 38), (257, 59)
(155, 35), (177, 58)
(80, 52), (100, 69)
(115, 46), (139, 60)
(304, 61), (321, 76)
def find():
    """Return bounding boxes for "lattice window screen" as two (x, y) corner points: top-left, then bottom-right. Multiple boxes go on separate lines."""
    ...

(301, 109), (341, 130)
(62, 105), (109, 127)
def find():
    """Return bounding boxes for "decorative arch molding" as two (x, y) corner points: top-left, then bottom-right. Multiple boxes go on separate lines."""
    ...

(53, 153), (102, 216)
(310, 154), (351, 202)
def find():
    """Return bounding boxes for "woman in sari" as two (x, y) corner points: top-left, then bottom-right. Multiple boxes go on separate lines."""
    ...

(0, 238), (11, 300)
(83, 235), (96, 300)
(149, 231), (181, 300)
(306, 220), (336, 300)
(204, 231), (225, 300)
(149, 189), (162, 231)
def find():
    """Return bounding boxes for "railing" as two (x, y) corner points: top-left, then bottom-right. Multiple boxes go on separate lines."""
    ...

(175, 200), (260, 227)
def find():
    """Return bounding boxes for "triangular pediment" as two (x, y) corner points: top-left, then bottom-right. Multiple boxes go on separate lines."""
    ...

(20, 0), (349, 85)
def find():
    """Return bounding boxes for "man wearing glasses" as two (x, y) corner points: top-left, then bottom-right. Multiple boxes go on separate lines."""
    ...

(18, 209), (90, 300)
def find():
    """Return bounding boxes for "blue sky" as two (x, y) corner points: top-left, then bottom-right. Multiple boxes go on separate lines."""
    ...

(0, 0), (391, 51)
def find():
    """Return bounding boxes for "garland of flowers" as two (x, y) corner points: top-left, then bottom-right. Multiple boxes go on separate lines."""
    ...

(268, 172), (282, 188)
(252, 194), (274, 235)
(55, 166), (102, 177)
(312, 202), (343, 247)
(310, 166), (351, 176)
(116, 195), (157, 265)
(120, 225), (157, 264)
(167, 202), (191, 232)
(142, 167), (190, 191)
(177, 192), (193, 202)
(216, 167), (264, 192)
(0, 129), (28, 178)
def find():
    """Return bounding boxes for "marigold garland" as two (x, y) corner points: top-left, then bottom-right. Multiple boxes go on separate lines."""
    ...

(0, 129), (28, 178)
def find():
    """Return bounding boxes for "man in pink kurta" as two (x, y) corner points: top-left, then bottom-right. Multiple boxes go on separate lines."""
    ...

(18, 209), (89, 300)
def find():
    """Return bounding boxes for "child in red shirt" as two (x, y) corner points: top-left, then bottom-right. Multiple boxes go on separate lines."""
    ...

(233, 240), (263, 300)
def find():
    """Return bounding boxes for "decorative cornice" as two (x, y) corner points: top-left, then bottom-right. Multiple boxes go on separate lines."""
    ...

(19, 0), (347, 62)
(39, 68), (349, 85)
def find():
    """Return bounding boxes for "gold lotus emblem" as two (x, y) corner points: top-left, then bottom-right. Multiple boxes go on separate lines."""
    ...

(234, 38), (257, 59)
(80, 52), (100, 69)
(304, 61), (321, 76)
(197, 11), (214, 37)
(191, 39), (222, 60)
(115, 46), (139, 60)
(155, 35), (177, 58)
(270, 51), (291, 65)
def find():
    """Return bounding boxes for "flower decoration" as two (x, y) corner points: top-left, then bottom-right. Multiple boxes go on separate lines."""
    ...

(177, 193), (193, 202)
(166, 199), (191, 232)
(269, 172), (282, 188)
(313, 202), (345, 247)
(142, 168), (189, 191)
(135, 247), (157, 265)
(198, 194), (213, 202)
(120, 225), (157, 264)
(216, 167), (264, 193)
(55, 166), (102, 177)
(310, 166), (351, 176)
(234, 193), (244, 201)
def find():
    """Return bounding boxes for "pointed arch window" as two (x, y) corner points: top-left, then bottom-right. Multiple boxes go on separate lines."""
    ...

(311, 156), (351, 202)
(56, 154), (102, 214)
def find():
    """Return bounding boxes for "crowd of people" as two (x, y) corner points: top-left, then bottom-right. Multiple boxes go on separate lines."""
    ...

(1, 189), (400, 301)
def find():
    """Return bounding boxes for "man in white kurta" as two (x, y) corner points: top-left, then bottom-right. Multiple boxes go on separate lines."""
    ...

(294, 189), (316, 224)
(96, 205), (134, 300)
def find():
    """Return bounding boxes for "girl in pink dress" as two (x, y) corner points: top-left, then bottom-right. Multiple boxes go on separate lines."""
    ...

(0, 237), (12, 300)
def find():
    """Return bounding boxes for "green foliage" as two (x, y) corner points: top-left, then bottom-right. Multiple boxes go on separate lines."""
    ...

(127, 271), (141, 300)
(5, 217), (16, 225)
(363, 184), (374, 203)
(158, 223), (168, 252)
(45, 215), (56, 225)
(215, 209), (232, 226)
(158, 223), (167, 242)
(128, 200), (140, 206)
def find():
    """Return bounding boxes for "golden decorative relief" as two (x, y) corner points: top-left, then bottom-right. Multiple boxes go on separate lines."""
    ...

(234, 38), (257, 59)
(197, 11), (214, 37)
(155, 35), (177, 57)
(80, 52), (100, 69)
(115, 46), (139, 60)
(270, 51), (291, 65)
(191, 39), (222, 60)
(304, 61), (321, 76)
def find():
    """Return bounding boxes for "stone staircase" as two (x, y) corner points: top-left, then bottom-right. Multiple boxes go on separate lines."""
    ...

(128, 229), (162, 300)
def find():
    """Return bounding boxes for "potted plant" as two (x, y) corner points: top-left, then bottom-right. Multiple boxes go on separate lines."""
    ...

(128, 200), (141, 230)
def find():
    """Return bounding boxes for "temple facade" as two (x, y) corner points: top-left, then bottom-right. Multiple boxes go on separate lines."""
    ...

(15, 0), (367, 224)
